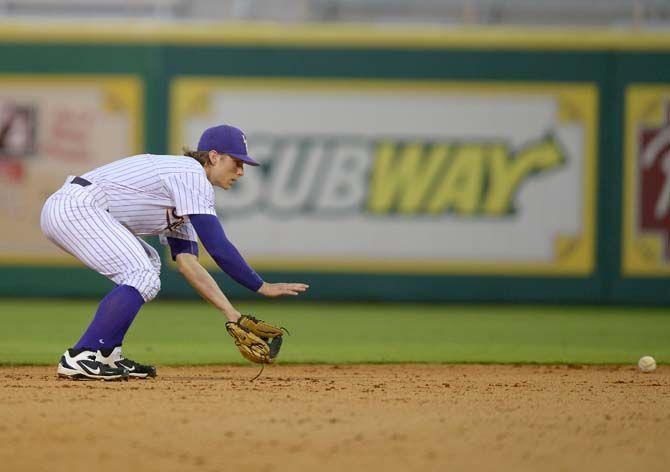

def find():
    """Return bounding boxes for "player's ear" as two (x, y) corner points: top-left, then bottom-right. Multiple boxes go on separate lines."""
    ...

(207, 150), (218, 166)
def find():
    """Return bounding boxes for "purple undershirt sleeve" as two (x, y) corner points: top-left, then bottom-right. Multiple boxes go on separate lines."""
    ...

(189, 213), (264, 292)
(167, 237), (199, 261)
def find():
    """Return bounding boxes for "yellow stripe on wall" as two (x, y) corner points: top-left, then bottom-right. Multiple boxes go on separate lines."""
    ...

(0, 20), (670, 51)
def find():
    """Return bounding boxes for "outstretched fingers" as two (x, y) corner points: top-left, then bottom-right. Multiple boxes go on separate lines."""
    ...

(263, 282), (309, 297)
(279, 283), (309, 296)
(287, 283), (309, 292)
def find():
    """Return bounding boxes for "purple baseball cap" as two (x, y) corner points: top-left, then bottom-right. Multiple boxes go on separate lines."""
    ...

(197, 124), (260, 166)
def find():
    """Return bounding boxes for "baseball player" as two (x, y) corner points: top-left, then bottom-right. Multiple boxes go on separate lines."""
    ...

(40, 124), (308, 381)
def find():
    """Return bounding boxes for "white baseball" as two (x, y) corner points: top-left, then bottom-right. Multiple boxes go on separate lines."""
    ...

(638, 356), (656, 373)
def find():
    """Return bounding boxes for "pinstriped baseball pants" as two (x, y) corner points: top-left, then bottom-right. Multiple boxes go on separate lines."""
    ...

(40, 178), (161, 302)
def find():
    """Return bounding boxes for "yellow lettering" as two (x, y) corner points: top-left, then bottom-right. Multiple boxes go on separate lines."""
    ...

(367, 142), (448, 213)
(368, 137), (564, 216)
(398, 144), (450, 213)
(427, 145), (484, 214)
(485, 138), (563, 215)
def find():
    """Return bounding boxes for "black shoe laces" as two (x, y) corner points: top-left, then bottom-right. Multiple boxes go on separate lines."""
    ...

(119, 357), (142, 368)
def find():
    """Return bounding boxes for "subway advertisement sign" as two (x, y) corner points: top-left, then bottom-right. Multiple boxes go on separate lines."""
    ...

(172, 79), (597, 275)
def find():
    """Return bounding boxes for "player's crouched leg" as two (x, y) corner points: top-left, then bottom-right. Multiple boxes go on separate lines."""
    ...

(98, 269), (160, 379)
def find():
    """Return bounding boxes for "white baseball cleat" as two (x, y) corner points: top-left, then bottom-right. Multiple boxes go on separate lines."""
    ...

(97, 346), (157, 379)
(57, 349), (129, 381)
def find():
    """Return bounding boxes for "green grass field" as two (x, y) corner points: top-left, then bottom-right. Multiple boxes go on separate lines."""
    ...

(0, 298), (668, 365)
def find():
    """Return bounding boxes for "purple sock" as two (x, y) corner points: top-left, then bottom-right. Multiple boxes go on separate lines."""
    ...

(74, 285), (145, 351)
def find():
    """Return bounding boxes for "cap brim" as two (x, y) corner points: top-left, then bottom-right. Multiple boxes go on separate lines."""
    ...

(227, 153), (260, 166)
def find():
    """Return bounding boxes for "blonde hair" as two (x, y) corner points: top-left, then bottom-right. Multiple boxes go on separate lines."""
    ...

(182, 147), (210, 166)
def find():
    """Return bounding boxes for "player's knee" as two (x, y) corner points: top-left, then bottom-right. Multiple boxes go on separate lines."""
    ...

(142, 274), (161, 302)
(140, 272), (161, 302)
(124, 269), (161, 302)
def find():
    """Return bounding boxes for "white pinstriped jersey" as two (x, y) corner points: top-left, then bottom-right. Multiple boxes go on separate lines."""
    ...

(81, 154), (216, 243)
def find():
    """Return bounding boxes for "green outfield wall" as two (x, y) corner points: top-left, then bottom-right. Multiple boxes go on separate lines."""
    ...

(0, 22), (668, 304)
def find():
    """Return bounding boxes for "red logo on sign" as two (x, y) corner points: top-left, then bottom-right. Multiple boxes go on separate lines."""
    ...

(638, 103), (670, 260)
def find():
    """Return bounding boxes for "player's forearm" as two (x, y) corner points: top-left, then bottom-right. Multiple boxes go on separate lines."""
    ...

(175, 253), (241, 322)
(189, 214), (263, 291)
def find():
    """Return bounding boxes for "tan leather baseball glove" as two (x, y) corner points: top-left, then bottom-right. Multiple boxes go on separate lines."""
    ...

(225, 315), (286, 364)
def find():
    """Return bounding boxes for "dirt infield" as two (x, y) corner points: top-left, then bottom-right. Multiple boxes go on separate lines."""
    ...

(1, 364), (668, 472)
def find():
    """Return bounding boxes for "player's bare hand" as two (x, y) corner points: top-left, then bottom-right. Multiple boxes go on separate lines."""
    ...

(257, 282), (309, 298)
